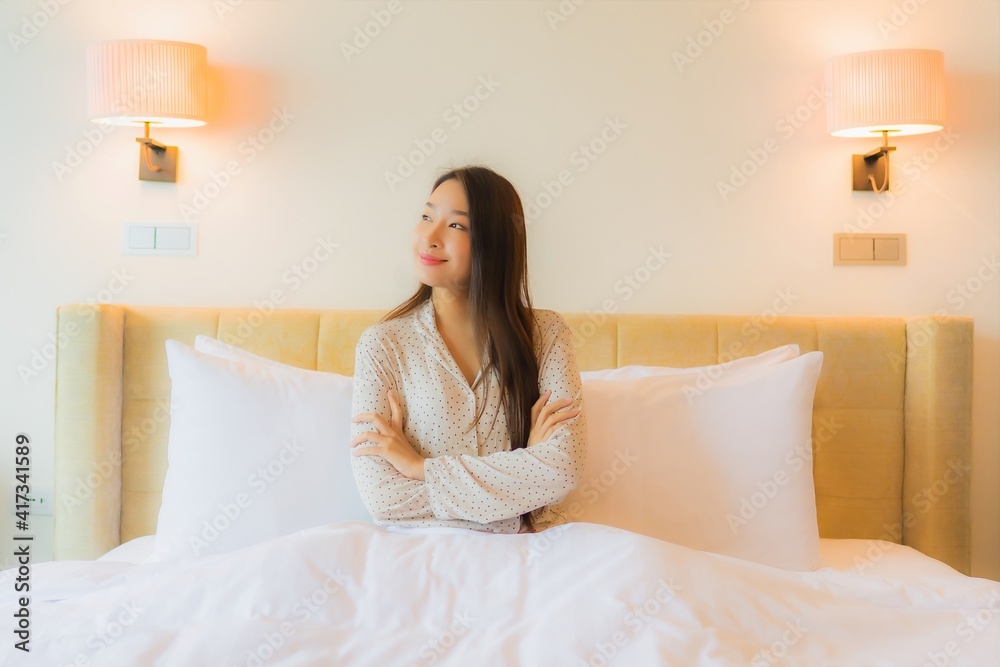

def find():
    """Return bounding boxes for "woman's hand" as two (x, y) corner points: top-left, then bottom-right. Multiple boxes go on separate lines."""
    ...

(527, 389), (581, 448)
(350, 388), (427, 480)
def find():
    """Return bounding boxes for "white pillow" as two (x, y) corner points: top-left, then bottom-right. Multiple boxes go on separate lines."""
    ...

(559, 351), (824, 571)
(153, 338), (369, 561)
(195, 335), (316, 370)
(580, 343), (799, 381)
(191, 337), (373, 529)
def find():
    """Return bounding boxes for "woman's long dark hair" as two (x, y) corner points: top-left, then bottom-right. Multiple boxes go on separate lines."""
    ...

(380, 165), (541, 532)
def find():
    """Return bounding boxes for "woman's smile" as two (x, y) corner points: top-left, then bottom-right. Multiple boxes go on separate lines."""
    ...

(419, 253), (447, 266)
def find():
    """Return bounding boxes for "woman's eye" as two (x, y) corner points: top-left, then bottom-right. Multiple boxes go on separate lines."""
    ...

(419, 215), (464, 230)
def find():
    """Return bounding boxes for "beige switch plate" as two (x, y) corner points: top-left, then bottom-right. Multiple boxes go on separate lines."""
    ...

(833, 233), (906, 266)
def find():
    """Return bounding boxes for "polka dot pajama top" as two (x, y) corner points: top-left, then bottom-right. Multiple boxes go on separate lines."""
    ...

(350, 297), (587, 534)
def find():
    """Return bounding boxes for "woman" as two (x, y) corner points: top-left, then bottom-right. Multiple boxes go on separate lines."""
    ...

(348, 165), (587, 534)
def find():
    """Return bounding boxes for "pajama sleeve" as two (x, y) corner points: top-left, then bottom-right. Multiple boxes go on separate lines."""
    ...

(422, 314), (588, 524)
(350, 330), (437, 523)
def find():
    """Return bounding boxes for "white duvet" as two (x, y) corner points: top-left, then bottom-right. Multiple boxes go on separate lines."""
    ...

(1, 521), (998, 666)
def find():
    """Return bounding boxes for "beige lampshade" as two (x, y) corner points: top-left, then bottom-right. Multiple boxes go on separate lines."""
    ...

(825, 49), (945, 138)
(87, 39), (207, 128)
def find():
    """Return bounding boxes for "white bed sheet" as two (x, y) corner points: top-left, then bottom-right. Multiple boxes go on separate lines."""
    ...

(2, 521), (997, 666)
(94, 531), (969, 580)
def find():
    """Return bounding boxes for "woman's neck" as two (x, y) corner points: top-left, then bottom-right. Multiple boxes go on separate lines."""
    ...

(431, 288), (472, 334)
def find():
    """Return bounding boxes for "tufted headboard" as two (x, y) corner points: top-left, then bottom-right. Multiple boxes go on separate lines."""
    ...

(52, 305), (974, 573)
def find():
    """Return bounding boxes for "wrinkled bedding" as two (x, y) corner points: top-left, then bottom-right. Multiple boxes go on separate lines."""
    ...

(1, 521), (997, 666)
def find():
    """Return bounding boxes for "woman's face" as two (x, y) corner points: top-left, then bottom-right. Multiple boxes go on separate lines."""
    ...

(413, 178), (472, 293)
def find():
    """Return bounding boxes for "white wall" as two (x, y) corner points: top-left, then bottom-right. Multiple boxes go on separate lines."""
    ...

(1, 0), (997, 580)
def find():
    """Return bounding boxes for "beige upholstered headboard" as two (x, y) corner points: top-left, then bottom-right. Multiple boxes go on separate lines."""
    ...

(52, 305), (974, 574)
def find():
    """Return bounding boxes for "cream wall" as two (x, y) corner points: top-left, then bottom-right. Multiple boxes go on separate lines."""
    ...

(0, 0), (997, 580)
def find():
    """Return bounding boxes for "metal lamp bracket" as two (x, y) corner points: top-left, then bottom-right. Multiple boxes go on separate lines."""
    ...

(136, 121), (177, 182)
(852, 130), (897, 193)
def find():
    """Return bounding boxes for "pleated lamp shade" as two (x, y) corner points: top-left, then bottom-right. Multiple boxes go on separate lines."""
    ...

(87, 40), (207, 128)
(825, 49), (945, 138)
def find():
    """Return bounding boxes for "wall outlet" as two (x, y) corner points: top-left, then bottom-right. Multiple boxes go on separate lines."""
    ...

(10, 487), (53, 516)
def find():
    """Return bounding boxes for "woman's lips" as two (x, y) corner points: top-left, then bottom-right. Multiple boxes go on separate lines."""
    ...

(419, 254), (446, 266)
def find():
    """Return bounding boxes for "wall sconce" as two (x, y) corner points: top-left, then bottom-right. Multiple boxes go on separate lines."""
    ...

(87, 40), (207, 182)
(825, 49), (945, 193)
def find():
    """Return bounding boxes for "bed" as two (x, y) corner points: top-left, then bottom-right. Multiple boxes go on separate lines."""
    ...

(2, 303), (997, 665)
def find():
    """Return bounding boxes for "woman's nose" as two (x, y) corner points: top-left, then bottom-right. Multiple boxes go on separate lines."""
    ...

(421, 225), (442, 247)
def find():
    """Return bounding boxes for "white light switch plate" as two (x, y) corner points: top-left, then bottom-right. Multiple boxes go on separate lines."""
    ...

(833, 233), (906, 266)
(122, 223), (198, 256)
